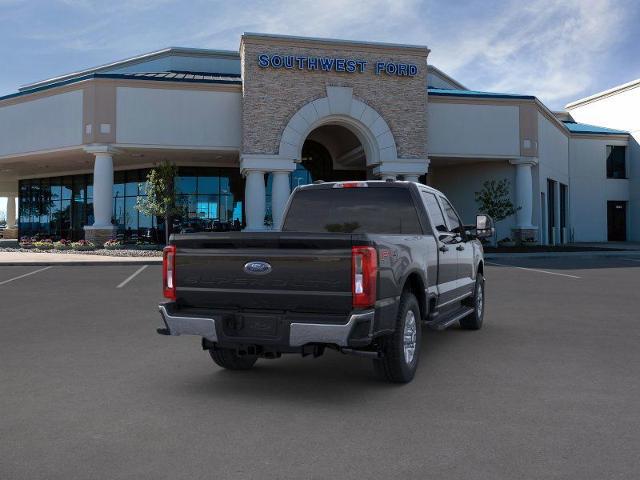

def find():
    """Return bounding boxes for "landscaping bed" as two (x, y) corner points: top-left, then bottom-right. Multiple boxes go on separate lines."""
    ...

(0, 247), (162, 257)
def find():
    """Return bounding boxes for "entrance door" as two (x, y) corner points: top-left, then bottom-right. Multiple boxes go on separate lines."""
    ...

(607, 201), (627, 241)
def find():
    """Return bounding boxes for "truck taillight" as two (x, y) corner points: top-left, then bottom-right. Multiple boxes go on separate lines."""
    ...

(163, 245), (177, 300)
(352, 246), (377, 308)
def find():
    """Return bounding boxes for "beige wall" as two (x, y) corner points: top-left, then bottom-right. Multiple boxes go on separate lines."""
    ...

(240, 35), (429, 159)
(115, 86), (242, 148)
(0, 90), (83, 157)
(427, 102), (520, 157)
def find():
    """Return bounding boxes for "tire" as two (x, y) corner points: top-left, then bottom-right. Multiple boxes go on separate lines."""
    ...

(460, 273), (485, 330)
(373, 292), (421, 383)
(209, 348), (258, 370)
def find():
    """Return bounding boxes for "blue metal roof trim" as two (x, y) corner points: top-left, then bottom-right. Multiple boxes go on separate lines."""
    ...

(0, 72), (242, 102)
(562, 121), (628, 135)
(427, 87), (535, 100)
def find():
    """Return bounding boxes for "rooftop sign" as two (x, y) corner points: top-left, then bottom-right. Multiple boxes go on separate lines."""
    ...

(257, 54), (418, 77)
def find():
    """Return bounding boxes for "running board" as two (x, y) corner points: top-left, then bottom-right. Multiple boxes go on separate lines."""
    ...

(426, 307), (474, 330)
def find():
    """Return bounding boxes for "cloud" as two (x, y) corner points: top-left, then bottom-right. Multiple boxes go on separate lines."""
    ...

(1, 0), (637, 109)
(426, 0), (630, 108)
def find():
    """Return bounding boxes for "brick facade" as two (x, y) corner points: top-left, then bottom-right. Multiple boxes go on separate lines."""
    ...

(240, 35), (429, 161)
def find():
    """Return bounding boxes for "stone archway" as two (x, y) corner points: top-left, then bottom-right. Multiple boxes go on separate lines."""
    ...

(240, 86), (429, 230)
(278, 86), (398, 168)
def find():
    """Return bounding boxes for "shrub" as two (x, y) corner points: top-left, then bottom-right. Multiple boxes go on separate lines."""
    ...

(19, 236), (34, 249)
(103, 239), (124, 250)
(71, 240), (96, 251)
(33, 239), (54, 250)
(54, 239), (73, 250)
(136, 242), (161, 251)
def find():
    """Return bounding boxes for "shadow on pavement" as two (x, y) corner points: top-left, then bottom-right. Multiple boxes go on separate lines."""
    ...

(159, 326), (471, 405)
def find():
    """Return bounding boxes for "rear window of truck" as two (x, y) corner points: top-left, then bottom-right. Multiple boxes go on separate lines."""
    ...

(282, 187), (423, 234)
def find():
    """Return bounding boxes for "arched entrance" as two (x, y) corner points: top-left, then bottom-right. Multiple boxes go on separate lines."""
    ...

(242, 86), (428, 230)
(266, 124), (368, 226)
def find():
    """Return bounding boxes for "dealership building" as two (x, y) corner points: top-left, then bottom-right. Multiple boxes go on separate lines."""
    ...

(0, 33), (637, 244)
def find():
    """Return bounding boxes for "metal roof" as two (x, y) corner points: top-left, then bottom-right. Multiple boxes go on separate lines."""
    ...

(562, 121), (628, 135)
(428, 87), (535, 100)
(0, 71), (241, 103)
(19, 47), (240, 92)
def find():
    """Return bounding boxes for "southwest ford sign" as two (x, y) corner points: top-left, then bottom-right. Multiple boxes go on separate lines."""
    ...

(257, 54), (418, 77)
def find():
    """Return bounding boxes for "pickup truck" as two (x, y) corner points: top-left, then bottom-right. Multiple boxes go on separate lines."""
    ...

(158, 180), (493, 383)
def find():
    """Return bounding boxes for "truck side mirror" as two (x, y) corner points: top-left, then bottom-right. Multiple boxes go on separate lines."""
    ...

(475, 214), (495, 239)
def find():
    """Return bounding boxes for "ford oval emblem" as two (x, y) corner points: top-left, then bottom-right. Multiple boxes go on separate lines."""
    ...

(244, 261), (272, 275)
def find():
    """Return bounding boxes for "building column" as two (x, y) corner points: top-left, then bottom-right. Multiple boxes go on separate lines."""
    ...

(510, 157), (538, 242)
(6, 195), (17, 229)
(244, 170), (266, 231)
(373, 158), (430, 183)
(241, 154), (296, 231)
(271, 171), (291, 230)
(83, 145), (118, 244)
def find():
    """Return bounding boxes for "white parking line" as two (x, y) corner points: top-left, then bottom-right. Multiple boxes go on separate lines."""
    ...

(116, 265), (149, 289)
(486, 261), (581, 279)
(0, 266), (53, 286)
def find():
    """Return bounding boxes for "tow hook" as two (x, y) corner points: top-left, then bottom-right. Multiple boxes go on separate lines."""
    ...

(340, 348), (382, 359)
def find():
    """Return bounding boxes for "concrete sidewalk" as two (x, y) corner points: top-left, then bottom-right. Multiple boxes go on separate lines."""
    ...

(0, 251), (162, 266)
(486, 250), (640, 260)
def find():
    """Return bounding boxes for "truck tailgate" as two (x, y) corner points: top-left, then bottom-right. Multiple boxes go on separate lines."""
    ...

(172, 233), (356, 314)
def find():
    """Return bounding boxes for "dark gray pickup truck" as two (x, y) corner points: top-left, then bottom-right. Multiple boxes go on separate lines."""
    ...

(158, 180), (493, 383)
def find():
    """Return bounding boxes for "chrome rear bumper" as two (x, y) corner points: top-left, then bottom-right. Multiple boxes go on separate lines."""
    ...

(158, 305), (218, 341)
(158, 305), (374, 348)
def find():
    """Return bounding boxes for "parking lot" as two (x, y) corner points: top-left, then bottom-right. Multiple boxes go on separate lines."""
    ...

(1, 256), (639, 479)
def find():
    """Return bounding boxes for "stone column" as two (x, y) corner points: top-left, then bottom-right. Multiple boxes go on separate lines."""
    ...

(244, 170), (266, 231)
(2, 194), (18, 240)
(83, 146), (118, 245)
(373, 159), (429, 183)
(509, 158), (538, 242)
(241, 154), (296, 231)
(271, 171), (291, 230)
(6, 195), (16, 228)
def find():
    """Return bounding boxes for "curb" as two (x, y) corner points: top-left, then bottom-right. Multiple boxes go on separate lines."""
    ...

(485, 251), (640, 260)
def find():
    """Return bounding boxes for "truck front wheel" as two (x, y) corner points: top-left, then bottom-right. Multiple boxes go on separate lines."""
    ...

(209, 348), (258, 370)
(373, 292), (421, 383)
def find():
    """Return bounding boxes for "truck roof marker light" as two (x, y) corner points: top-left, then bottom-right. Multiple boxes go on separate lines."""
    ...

(163, 245), (177, 300)
(333, 181), (368, 188)
(352, 246), (377, 309)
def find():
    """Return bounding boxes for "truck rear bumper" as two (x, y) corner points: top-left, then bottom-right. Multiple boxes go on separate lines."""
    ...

(158, 303), (375, 348)
(158, 305), (218, 341)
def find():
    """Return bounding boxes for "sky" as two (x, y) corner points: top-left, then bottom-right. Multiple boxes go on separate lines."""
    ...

(1, 0), (640, 214)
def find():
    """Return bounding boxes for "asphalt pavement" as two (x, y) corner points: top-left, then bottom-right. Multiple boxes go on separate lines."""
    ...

(1, 257), (639, 479)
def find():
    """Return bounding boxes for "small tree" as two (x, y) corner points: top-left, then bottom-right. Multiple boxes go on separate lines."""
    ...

(136, 161), (181, 244)
(474, 179), (519, 243)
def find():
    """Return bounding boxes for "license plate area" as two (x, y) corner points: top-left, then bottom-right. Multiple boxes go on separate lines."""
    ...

(223, 313), (280, 338)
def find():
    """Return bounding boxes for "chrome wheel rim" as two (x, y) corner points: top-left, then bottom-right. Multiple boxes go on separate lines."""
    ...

(403, 310), (417, 365)
(476, 283), (484, 317)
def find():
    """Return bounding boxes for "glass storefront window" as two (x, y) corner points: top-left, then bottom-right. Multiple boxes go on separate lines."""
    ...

(18, 166), (244, 241)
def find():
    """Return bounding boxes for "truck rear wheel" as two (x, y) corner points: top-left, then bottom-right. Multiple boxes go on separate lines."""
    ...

(460, 274), (484, 330)
(373, 292), (421, 383)
(209, 348), (257, 370)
